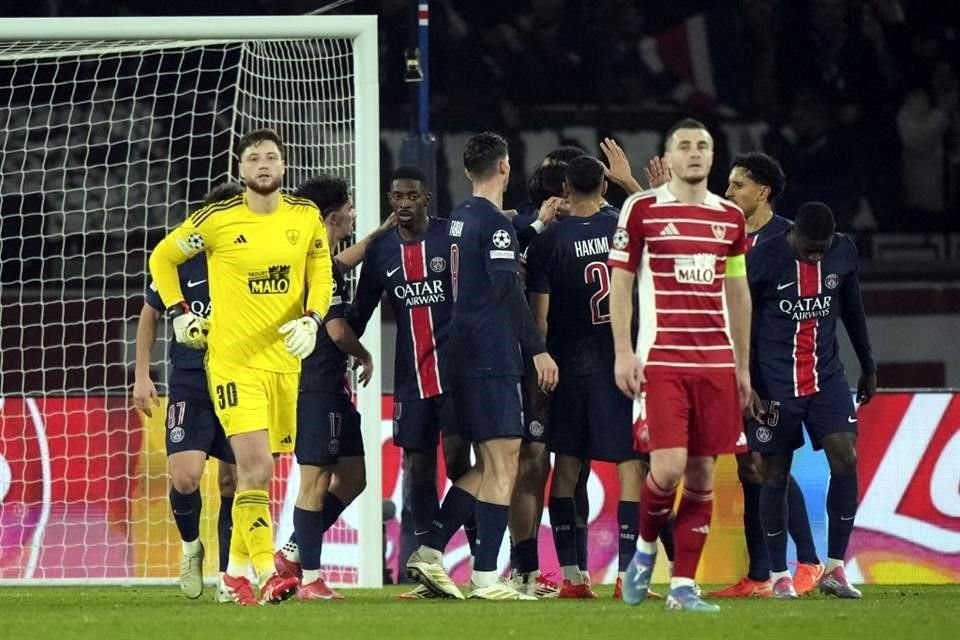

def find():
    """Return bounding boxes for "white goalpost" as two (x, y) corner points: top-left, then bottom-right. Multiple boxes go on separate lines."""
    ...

(0, 16), (383, 588)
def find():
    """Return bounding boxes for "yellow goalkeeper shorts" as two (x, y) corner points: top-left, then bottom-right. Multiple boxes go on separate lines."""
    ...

(206, 361), (299, 453)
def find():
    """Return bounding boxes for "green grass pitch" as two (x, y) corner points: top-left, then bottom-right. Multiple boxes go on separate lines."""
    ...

(3, 585), (958, 639)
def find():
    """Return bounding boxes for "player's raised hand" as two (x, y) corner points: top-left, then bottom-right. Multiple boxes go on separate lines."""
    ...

(168, 302), (209, 350)
(533, 351), (559, 392)
(352, 352), (374, 387)
(614, 351), (645, 398)
(857, 371), (877, 405)
(378, 211), (399, 234)
(600, 138), (642, 193)
(132, 376), (160, 418)
(279, 316), (320, 359)
(643, 156), (671, 189)
(538, 196), (566, 226)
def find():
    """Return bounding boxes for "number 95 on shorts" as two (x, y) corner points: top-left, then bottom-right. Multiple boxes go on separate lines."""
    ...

(206, 363), (299, 454)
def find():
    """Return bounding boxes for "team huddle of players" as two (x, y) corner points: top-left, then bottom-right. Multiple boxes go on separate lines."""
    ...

(134, 117), (876, 611)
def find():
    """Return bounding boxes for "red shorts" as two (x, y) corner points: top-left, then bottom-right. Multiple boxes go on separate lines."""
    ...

(633, 370), (742, 456)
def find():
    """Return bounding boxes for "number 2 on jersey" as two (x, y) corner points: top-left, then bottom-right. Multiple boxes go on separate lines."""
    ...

(584, 261), (611, 324)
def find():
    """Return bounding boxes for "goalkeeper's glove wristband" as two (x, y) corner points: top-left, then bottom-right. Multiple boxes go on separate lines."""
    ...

(166, 301), (209, 350)
(279, 312), (322, 360)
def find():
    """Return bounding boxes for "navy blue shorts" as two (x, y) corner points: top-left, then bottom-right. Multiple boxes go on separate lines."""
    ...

(165, 369), (235, 463)
(549, 370), (639, 463)
(296, 391), (364, 466)
(747, 374), (856, 455)
(452, 375), (524, 443)
(392, 392), (460, 450)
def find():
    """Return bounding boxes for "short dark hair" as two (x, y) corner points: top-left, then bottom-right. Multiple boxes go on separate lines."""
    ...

(463, 131), (508, 179)
(527, 163), (567, 207)
(295, 174), (350, 218)
(544, 145), (587, 166)
(731, 152), (786, 201)
(237, 128), (285, 160)
(664, 117), (710, 149)
(392, 165), (429, 188)
(795, 202), (835, 241)
(564, 155), (605, 195)
(202, 182), (243, 206)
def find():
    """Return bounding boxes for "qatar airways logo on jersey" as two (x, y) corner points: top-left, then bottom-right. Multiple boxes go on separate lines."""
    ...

(674, 253), (717, 284)
(778, 295), (833, 321)
(394, 279), (446, 307)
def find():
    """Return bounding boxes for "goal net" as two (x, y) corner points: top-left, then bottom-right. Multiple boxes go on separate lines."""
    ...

(0, 16), (382, 587)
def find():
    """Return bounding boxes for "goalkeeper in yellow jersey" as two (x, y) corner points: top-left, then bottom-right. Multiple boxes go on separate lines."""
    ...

(148, 128), (333, 606)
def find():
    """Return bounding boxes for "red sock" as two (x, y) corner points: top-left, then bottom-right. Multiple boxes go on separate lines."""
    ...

(672, 487), (713, 579)
(638, 474), (676, 543)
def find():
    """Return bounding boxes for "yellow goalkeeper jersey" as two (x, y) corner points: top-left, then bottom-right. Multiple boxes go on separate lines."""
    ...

(149, 192), (333, 373)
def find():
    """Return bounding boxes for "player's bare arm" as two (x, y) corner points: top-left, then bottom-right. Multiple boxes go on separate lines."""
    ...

(334, 212), (398, 271)
(528, 292), (550, 338)
(537, 195), (566, 227)
(600, 137), (644, 195)
(610, 267), (643, 398)
(325, 317), (374, 387)
(724, 265), (753, 413)
(132, 303), (162, 417)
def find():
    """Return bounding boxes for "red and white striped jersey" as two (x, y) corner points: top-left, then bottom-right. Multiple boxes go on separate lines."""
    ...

(607, 184), (747, 372)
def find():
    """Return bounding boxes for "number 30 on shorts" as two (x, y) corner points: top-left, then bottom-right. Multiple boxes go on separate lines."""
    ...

(215, 382), (239, 409)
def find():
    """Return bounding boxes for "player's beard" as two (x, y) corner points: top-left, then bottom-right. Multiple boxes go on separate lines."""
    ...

(245, 175), (283, 196)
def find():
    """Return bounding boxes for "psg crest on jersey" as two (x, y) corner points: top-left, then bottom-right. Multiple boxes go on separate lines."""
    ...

(612, 228), (629, 250)
(430, 256), (446, 273)
(825, 273), (839, 289)
(711, 223), (726, 240)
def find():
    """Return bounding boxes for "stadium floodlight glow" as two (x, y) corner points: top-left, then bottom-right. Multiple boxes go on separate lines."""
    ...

(0, 15), (382, 589)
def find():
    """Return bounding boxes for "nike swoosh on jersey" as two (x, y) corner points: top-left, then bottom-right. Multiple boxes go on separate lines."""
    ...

(777, 281), (796, 290)
(386, 266), (402, 277)
(847, 416), (857, 423)
(187, 279), (207, 288)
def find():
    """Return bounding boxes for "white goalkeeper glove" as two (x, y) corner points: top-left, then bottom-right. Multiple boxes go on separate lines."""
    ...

(279, 313), (322, 359)
(166, 302), (209, 350)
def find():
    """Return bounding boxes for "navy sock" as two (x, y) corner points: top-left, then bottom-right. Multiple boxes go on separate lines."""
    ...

(787, 475), (820, 564)
(464, 513), (478, 557)
(617, 500), (638, 573)
(826, 473), (858, 560)
(549, 497), (577, 568)
(575, 525), (588, 571)
(170, 488), (201, 543)
(513, 538), (539, 575)
(218, 496), (233, 572)
(410, 478), (439, 548)
(474, 501), (509, 572)
(294, 507), (325, 571)
(760, 483), (789, 572)
(321, 494), (347, 534)
(424, 485), (475, 552)
(742, 481), (770, 581)
(660, 514), (676, 562)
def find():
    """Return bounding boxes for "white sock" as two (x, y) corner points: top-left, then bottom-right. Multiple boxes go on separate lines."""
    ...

(472, 569), (497, 588)
(670, 576), (696, 591)
(302, 569), (321, 585)
(226, 559), (249, 579)
(182, 538), (201, 555)
(281, 537), (300, 562)
(636, 537), (658, 555)
(771, 570), (791, 583)
(561, 565), (582, 584)
(826, 558), (844, 573)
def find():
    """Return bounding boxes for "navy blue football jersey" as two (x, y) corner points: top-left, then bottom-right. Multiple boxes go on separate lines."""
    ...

(446, 196), (524, 378)
(748, 231), (874, 399)
(145, 255), (211, 371)
(300, 263), (350, 394)
(747, 213), (792, 250)
(525, 208), (619, 375)
(352, 218), (453, 401)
